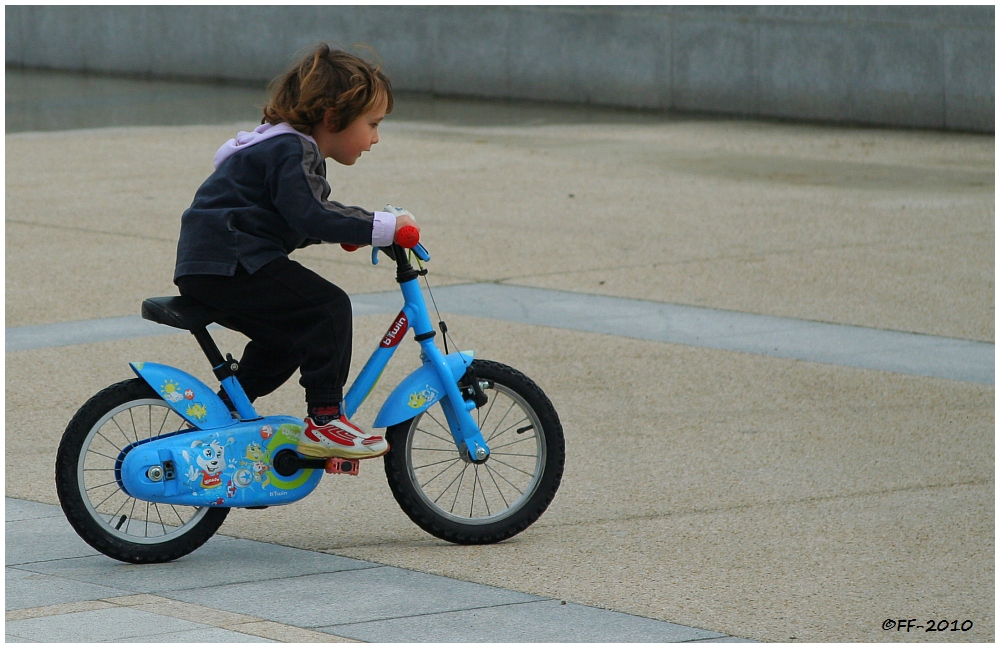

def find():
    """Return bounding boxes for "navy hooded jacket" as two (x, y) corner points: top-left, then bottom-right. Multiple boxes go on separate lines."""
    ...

(174, 125), (392, 281)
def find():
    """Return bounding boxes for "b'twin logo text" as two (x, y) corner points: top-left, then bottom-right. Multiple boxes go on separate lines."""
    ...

(381, 312), (409, 348)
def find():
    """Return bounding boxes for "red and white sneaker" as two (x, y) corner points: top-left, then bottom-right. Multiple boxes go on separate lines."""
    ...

(297, 416), (389, 459)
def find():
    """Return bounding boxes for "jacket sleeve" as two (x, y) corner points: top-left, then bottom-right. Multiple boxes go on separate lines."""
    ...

(267, 138), (377, 246)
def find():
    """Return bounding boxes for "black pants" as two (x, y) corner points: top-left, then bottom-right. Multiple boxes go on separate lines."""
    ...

(176, 257), (352, 406)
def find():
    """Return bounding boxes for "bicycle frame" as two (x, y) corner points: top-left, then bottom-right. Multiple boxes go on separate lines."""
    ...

(123, 243), (491, 508)
(220, 243), (491, 462)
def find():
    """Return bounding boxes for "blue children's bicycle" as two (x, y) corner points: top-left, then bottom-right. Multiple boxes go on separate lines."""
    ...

(55, 231), (565, 563)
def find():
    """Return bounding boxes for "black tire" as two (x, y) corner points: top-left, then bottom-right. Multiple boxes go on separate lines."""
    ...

(55, 378), (229, 563)
(384, 360), (564, 544)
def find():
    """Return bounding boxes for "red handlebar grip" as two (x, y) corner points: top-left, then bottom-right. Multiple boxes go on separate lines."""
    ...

(396, 225), (420, 249)
(340, 243), (360, 252)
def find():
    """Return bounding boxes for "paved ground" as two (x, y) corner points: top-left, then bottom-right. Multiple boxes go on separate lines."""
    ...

(5, 78), (995, 642)
(8, 497), (740, 642)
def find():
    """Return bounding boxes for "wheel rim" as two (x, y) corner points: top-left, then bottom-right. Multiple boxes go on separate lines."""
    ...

(406, 381), (546, 525)
(76, 398), (211, 544)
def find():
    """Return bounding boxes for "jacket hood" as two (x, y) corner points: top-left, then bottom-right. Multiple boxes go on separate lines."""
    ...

(214, 123), (317, 168)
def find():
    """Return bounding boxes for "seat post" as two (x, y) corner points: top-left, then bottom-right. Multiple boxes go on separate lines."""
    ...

(191, 327), (226, 370)
(190, 325), (259, 420)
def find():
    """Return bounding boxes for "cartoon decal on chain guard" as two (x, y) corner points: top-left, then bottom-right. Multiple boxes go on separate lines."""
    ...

(118, 416), (322, 508)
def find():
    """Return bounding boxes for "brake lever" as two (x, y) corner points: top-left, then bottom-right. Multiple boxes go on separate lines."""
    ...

(371, 245), (398, 266)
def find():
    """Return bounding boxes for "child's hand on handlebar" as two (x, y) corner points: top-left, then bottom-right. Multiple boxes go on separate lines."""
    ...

(384, 204), (414, 220)
(343, 204), (419, 252)
(383, 204), (420, 246)
(393, 209), (420, 248)
(394, 214), (419, 240)
(394, 216), (420, 248)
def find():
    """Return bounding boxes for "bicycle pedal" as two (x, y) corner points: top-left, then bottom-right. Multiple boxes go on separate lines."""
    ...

(325, 457), (360, 476)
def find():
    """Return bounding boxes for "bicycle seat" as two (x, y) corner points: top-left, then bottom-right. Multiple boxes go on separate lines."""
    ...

(141, 296), (224, 331)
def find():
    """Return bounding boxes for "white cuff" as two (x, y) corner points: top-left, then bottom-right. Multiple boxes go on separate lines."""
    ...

(372, 211), (397, 247)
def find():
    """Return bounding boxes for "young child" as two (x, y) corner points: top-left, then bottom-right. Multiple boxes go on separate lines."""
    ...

(173, 44), (417, 460)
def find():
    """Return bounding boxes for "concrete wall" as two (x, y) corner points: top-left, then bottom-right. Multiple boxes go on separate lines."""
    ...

(6, 5), (994, 132)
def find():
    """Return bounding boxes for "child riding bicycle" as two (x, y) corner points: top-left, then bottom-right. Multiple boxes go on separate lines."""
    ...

(173, 44), (416, 461)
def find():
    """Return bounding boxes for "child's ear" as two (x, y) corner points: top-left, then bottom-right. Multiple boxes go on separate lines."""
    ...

(322, 109), (338, 132)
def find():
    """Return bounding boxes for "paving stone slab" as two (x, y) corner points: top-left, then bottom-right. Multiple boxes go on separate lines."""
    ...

(5, 607), (209, 642)
(4, 498), (63, 522)
(4, 635), (35, 643)
(5, 567), (132, 611)
(5, 515), (102, 565)
(104, 627), (274, 642)
(325, 599), (726, 643)
(169, 565), (543, 627)
(18, 537), (378, 593)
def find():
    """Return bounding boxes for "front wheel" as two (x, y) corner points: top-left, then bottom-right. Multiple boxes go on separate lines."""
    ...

(55, 378), (229, 563)
(384, 360), (565, 544)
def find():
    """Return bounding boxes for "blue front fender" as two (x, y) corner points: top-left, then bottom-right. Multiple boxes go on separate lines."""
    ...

(130, 362), (236, 430)
(373, 351), (474, 428)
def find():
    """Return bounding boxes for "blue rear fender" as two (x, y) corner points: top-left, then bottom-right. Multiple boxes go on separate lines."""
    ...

(373, 351), (474, 428)
(130, 361), (236, 430)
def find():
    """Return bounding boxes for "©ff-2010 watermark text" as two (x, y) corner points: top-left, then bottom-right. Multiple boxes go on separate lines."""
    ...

(883, 619), (974, 632)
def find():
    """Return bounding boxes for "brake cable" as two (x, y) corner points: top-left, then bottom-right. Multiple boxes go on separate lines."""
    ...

(413, 251), (458, 357)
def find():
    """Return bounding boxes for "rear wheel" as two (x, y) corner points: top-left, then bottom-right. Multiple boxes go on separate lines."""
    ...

(384, 360), (564, 544)
(55, 379), (229, 563)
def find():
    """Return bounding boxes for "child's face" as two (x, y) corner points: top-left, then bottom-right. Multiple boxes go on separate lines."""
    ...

(316, 94), (388, 165)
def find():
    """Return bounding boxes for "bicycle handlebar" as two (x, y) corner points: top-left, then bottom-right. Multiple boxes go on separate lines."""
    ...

(342, 224), (429, 264)
(395, 225), (420, 249)
(370, 225), (430, 266)
(395, 226), (430, 262)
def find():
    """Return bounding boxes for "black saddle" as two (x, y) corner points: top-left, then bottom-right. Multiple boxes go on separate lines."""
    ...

(141, 296), (225, 332)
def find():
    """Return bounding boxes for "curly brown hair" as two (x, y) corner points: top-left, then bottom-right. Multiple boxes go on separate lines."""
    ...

(262, 44), (393, 134)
